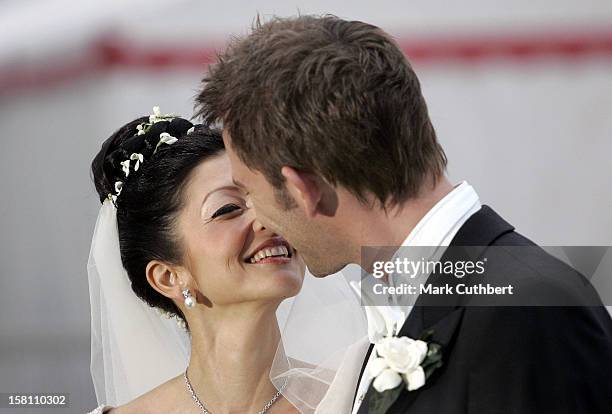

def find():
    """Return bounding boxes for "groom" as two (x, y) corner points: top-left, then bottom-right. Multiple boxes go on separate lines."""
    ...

(196, 15), (612, 413)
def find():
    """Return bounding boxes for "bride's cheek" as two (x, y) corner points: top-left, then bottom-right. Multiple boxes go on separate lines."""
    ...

(212, 219), (249, 261)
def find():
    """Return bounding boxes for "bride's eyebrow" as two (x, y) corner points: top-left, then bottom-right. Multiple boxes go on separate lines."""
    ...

(200, 185), (239, 209)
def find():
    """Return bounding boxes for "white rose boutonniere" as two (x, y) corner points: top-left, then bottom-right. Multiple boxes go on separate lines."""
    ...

(367, 330), (443, 414)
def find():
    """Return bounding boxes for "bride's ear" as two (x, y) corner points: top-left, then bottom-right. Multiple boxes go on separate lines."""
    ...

(145, 260), (182, 300)
(281, 166), (338, 218)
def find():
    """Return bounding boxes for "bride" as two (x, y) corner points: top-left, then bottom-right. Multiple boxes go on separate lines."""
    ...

(87, 108), (305, 413)
(86, 108), (368, 414)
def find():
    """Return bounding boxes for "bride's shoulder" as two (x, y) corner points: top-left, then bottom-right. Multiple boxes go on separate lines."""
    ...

(104, 374), (188, 414)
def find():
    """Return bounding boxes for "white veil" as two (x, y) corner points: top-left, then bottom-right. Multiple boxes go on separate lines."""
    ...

(270, 266), (370, 414)
(88, 200), (369, 411)
(88, 200), (191, 406)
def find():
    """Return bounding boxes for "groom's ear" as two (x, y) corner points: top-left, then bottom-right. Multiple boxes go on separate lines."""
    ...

(281, 166), (338, 218)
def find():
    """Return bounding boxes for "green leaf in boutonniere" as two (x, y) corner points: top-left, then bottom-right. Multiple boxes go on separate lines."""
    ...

(369, 383), (403, 414)
(419, 329), (435, 342)
(418, 330), (444, 380)
(421, 342), (444, 380)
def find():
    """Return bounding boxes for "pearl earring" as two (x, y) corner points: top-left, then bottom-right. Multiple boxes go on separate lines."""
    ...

(182, 289), (195, 309)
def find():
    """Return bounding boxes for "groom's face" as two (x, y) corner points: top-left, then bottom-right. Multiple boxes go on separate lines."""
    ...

(222, 129), (298, 237)
(223, 131), (345, 277)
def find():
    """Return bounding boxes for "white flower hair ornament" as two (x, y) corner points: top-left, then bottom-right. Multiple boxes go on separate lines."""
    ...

(106, 106), (186, 205)
(137, 106), (178, 135)
(129, 153), (144, 171)
(154, 132), (178, 154)
(120, 160), (131, 177)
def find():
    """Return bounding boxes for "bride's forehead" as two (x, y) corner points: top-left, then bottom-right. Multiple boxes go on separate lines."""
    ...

(188, 153), (232, 186)
(183, 155), (241, 203)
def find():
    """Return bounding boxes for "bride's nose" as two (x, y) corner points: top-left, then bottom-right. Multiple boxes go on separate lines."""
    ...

(252, 218), (266, 232)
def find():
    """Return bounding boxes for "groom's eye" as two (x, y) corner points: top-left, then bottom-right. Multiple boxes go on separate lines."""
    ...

(211, 203), (242, 219)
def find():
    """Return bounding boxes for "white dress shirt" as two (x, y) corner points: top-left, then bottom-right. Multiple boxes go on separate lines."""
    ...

(351, 181), (481, 414)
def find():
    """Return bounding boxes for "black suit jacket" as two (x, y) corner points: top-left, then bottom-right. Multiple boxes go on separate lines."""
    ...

(357, 206), (612, 413)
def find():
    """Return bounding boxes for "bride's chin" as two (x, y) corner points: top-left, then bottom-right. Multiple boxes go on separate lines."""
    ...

(259, 272), (304, 298)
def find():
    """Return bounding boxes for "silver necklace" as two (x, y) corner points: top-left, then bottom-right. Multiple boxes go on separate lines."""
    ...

(183, 369), (289, 414)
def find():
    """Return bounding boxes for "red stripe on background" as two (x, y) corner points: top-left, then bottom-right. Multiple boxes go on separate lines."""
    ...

(400, 31), (612, 62)
(2, 30), (612, 95)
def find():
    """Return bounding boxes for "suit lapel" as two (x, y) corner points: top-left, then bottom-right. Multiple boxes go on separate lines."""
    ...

(388, 205), (514, 413)
(398, 205), (514, 333)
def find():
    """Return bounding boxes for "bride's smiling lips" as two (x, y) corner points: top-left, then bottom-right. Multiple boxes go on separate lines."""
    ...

(243, 236), (296, 265)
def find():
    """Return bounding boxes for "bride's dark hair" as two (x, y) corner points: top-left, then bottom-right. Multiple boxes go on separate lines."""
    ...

(91, 116), (224, 325)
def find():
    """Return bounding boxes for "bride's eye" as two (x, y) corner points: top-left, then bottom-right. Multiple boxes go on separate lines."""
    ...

(211, 203), (242, 219)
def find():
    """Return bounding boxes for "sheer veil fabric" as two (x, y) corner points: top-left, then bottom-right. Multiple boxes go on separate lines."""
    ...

(88, 200), (369, 411)
(88, 201), (191, 406)
(271, 268), (369, 413)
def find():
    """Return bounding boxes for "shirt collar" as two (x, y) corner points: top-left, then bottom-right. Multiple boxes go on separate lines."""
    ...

(361, 181), (481, 342)
(400, 181), (481, 248)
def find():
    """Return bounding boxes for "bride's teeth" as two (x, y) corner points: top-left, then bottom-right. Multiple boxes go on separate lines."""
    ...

(249, 244), (291, 263)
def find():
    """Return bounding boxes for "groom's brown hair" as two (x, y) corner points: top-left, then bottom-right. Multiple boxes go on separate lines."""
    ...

(196, 15), (447, 207)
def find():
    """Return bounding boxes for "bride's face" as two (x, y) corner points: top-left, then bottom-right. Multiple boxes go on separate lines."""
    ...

(175, 153), (305, 306)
